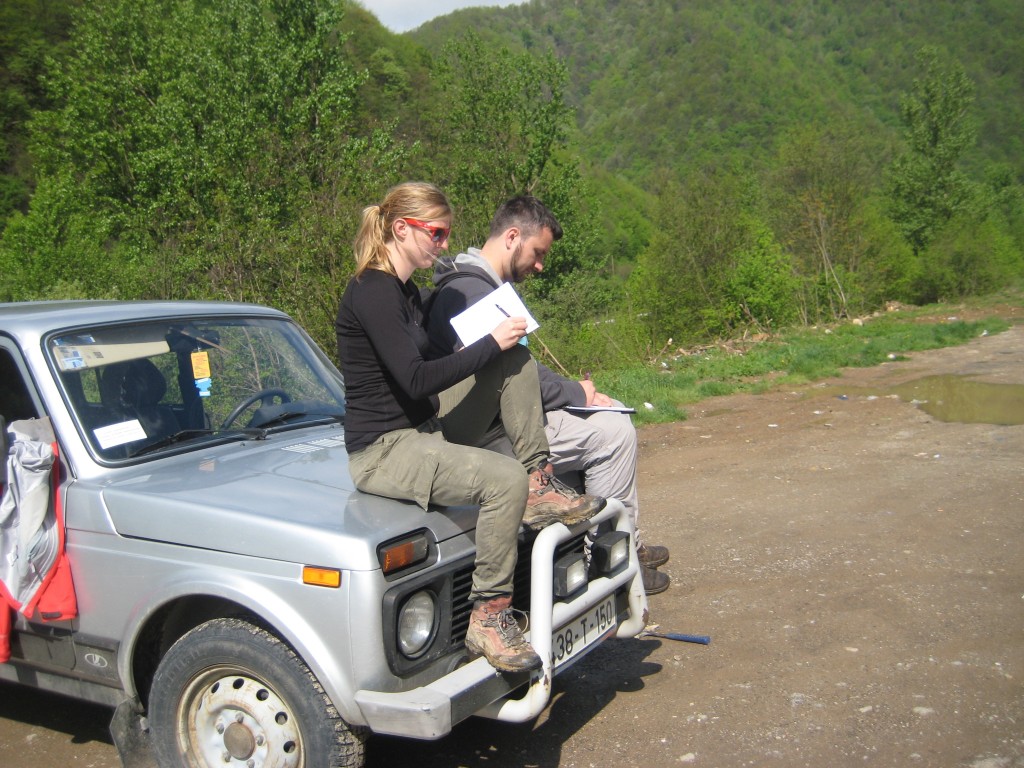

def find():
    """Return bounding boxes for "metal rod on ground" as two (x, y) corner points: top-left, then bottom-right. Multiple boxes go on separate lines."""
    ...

(641, 631), (711, 645)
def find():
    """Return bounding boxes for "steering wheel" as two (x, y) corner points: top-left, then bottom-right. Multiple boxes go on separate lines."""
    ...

(221, 388), (291, 429)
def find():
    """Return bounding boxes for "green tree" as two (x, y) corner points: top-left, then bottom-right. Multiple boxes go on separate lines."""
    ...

(923, 212), (1018, 298)
(0, 0), (82, 225)
(368, 48), (410, 99)
(0, 0), (406, 351)
(848, 198), (920, 308)
(726, 219), (799, 332)
(886, 47), (978, 254)
(423, 32), (577, 246)
(981, 163), (1024, 265)
(770, 124), (882, 321)
(629, 168), (758, 344)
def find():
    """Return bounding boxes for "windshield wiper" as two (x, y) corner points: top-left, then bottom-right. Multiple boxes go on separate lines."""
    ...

(249, 401), (344, 431)
(252, 411), (343, 430)
(126, 427), (264, 458)
(128, 408), (344, 457)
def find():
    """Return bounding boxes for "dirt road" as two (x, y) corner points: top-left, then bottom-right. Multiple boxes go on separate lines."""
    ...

(3, 318), (1022, 768)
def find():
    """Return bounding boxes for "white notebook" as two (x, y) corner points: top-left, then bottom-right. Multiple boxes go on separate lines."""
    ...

(449, 282), (540, 347)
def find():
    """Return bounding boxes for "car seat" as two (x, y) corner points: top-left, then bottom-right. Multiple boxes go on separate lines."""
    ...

(99, 359), (180, 442)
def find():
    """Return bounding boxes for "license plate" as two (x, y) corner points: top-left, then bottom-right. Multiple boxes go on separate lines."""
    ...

(552, 596), (617, 668)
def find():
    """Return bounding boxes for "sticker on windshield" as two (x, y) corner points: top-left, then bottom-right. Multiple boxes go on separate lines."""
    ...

(195, 377), (212, 398)
(55, 346), (86, 370)
(94, 420), (147, 449)
(51, 340), (170, 371)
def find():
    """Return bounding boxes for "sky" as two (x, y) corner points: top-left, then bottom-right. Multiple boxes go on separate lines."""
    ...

(357, 1), (522, 33)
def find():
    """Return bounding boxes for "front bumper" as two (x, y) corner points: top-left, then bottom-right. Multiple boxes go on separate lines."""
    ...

(354, 500), (648, 739)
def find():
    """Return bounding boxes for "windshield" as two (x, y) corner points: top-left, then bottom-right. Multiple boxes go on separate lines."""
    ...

(48, 314), (346, 462)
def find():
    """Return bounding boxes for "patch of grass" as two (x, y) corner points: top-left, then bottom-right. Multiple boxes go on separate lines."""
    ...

(593, 313), (1013, 425)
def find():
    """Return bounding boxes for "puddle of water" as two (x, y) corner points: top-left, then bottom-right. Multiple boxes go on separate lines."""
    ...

(885, 376), (1024, 425)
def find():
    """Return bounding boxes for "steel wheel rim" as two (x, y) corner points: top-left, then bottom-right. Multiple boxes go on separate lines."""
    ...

(177, 668), (304, 768)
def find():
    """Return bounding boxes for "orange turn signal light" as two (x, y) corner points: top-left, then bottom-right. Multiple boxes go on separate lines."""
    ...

(302, 566), (341, 588)
(380, 535), (429, 575)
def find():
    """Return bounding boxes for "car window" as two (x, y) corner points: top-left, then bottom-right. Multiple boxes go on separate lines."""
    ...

(0, 346), (39, 423)
(49, 315), (345, 462)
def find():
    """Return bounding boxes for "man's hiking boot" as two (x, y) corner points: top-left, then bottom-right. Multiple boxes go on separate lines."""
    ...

(638, 543), (670, 568)
(641, 565), (670, 595)
(465, 595), (542, 673)
(523, 463), (604, 530)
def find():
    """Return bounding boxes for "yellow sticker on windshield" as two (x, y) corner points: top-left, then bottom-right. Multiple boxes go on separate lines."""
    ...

(191, 350), (211, 379)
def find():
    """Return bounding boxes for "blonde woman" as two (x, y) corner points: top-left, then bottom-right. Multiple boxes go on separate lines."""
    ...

(335, 182), (600, 672)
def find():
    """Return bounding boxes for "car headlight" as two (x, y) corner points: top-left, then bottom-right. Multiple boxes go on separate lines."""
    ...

(397, 590), (437, 658)
(554, 552), (588, 598)
(591, 530), (631, 577)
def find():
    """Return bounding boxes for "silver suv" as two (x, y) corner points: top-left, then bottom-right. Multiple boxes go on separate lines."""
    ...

(0, 301), (647, 768)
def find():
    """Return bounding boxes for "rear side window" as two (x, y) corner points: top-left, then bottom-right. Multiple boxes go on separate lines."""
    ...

(0, 346), (39, 423)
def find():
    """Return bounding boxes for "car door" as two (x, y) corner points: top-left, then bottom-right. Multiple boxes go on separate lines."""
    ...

(0, 339), (77, 671)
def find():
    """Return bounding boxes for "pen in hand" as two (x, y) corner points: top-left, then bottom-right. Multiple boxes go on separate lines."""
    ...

(495, 304), (511, 317)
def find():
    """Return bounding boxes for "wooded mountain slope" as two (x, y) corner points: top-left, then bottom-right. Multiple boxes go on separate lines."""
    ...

(415, 0), (1023, 181)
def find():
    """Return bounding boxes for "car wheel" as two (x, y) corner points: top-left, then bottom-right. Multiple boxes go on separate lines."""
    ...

(149, 617), (365, 768)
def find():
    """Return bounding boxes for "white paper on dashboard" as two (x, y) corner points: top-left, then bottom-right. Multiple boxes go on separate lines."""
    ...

(94, 419), (147, 449)
(449, 282), (540, 347)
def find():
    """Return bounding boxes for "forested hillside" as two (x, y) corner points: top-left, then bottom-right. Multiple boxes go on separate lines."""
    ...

(1, 0), (1021, 372)
(418, 0), (1023, 179)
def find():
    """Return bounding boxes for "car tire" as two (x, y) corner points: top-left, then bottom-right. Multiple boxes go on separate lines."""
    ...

(149, 616), (365, 768)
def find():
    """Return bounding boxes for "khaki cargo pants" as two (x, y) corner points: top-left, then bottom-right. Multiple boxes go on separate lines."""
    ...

(348, 346), (548, 600)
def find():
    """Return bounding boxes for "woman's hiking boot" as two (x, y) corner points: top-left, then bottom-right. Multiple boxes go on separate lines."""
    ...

(465, 595), (542, 673)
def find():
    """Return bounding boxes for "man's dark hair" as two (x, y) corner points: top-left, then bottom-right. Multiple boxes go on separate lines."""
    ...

(489, 195), (563, 241)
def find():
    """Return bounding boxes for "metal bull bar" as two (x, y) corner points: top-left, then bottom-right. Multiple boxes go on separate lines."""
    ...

(477, 497), (649, 722)
(354, 498), (648, 739)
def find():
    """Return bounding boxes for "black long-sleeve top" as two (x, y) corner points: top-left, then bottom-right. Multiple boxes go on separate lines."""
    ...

(336, 268), (500, 453)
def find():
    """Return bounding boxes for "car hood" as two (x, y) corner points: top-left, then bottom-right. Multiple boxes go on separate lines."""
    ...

(98, 428), (478, 570)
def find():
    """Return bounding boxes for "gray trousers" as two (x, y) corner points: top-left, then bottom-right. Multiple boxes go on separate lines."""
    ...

(348, 346), (549, 600)
(544, 405), (644, 543)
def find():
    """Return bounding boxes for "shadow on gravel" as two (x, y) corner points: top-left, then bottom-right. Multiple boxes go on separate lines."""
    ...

(0, 638), (661, 768)
(0, 680), (115, 746)
(367, 637), (662, 767)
